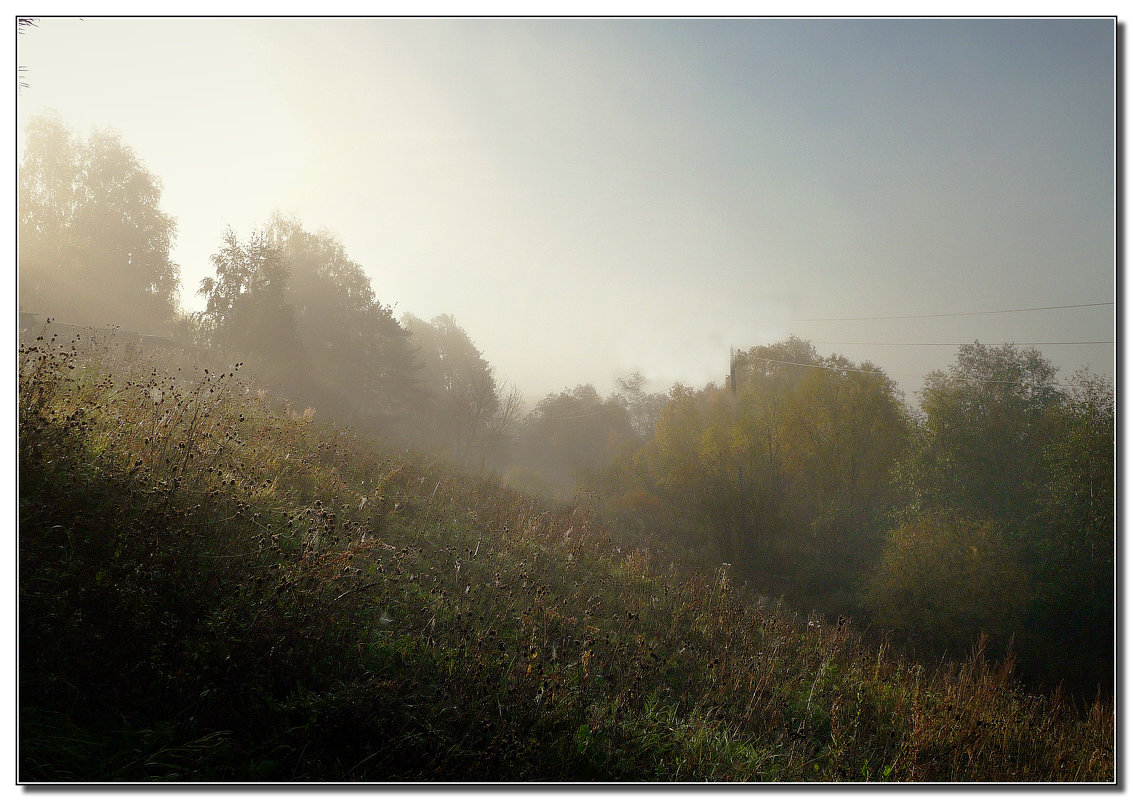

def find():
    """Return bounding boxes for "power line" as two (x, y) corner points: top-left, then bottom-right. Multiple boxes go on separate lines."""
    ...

(746, 356), (890, 375)
(795, 302), (1113, 322)
(743, 354), (1081, 389)
(809, 340), (1114, 347)
(538, 408), (612, 421)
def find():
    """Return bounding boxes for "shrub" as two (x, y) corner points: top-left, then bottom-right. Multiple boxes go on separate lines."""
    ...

(864, 512), (1030, 661)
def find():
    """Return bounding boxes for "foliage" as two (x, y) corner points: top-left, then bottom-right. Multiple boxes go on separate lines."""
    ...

(401, 312), (505, 460)
(865, 512), (1030, 660)
(197, 226), (300, 371)
(1031, 369), (1115, 572)
(18, 337), (1112, 781)
(195, 218), (427, 434)
(892, 345), (1113, 694)
(901, 342), (1061, 527)
(515, 384), (637, 494)
(19, 112), (179, 333)
(590, 337), (1112, 701)
(267, 215), (421, 427)
(1019, 370), (1115, 692)
(613, 372), (668, 439)
(604, 338), (910, 616)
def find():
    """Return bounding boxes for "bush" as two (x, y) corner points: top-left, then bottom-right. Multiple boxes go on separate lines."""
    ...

(865, 512), (1030, 661)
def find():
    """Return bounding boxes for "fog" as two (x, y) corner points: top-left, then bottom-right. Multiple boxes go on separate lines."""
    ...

(17, 17), (1114, 401)
(16, 16), (1118, 737)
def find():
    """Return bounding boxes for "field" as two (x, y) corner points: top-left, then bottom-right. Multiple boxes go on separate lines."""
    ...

(18, 333), (1114, 782)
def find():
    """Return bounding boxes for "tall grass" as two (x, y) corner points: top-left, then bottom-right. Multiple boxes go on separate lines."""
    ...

(18, 331), (1114, 782)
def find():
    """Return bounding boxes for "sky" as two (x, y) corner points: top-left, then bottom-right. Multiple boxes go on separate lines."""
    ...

(15, 16), (1116, 403)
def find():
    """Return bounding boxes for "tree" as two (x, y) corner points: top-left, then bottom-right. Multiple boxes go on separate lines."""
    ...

(515, 384), (636, 493)
(605, 337), (909, 610)
(197, 226), (300, 373)
(267, 215), (421, 426)
(1037, 369), (1114, 565)
(401, 313), (500, 458)
(901, 342), (1061, 529)
(18, 114), (77, 304)
(1022, 369), (1114, 695)
(774, 357), (909, 562)
(649, 383), (706, 501)
(613, 372), (667, 440)
(19, 112), (180, 332)
(886, 344), (1114, 697)
(482, 380), (527, 459)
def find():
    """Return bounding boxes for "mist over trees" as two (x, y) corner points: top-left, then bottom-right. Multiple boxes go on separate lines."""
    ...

(509, 384), (638, 495)
(17, 112), (1114, 701)
(197, 227), (300, 372)
(589, 341), (1113, 696)
(19, 111), (179, 333)
(597, 337), (910, 613)
(401, 312), (503, 458)
(267, 214), (421, 427)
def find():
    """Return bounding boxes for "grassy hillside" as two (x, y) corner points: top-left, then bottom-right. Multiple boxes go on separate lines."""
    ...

(18, 332), (1113, 782)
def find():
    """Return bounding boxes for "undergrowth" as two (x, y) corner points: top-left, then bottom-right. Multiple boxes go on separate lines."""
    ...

(18, 332), (1114, 782)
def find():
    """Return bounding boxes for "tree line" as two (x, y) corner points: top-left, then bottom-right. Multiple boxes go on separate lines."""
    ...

(18, 112), (519, 461)
(589, 337), (1112, 698)
(17, 112), (1114, 700)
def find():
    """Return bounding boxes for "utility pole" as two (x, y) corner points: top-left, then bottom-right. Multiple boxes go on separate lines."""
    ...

(730, 347), (746, 561)
(730, 347), (738, 400)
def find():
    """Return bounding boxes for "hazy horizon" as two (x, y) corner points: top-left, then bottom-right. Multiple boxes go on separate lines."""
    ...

(16, 17), (1115, 402)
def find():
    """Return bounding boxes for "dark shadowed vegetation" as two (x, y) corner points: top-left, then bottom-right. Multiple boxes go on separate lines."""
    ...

(18, 112), (1114, 783)
(18, 335), (1113, 781)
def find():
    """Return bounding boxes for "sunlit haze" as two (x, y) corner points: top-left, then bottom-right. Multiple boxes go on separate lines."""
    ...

(16, 17), (1115, 401)
(13, 16), (1121, 781)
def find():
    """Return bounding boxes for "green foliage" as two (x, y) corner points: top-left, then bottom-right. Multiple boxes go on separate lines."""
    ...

(865, 512), (1030, 659)
(197, 226), (299, 370)
(1020, 370), (1114, 692)
(1036, 369), (1114, 564)
(269, 215), (421, 426)
(606, 338), (909, 614)
(893, 345), (1113, 695)
(19, 112), (179, 333)
(18, 339), (1112, 781)
(516, 384), (637, 494)
(902, 342), (1060, 526)
(401, 312), (503, 459)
